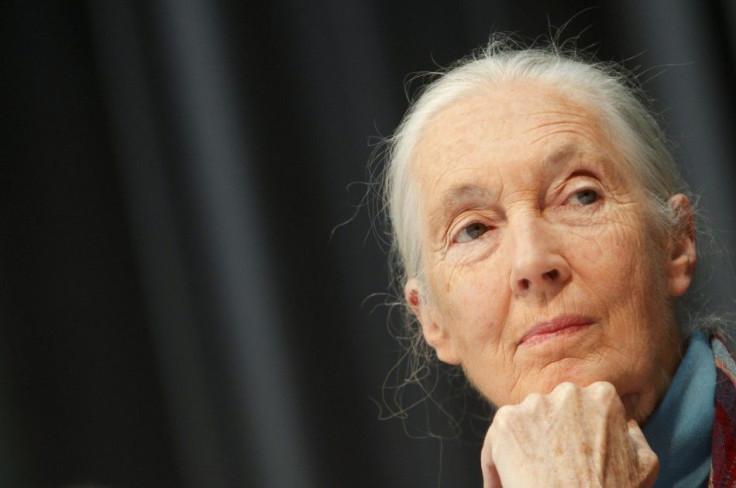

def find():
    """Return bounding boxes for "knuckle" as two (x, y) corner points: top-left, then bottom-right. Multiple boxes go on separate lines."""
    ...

(588, 381), (617, 401)
(518, 391), (546, 415)
(521, 391), (543, 407)
(552, 381), (577, 398)
(491, 405), (513, 431)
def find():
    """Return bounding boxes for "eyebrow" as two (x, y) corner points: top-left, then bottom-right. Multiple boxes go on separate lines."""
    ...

(428, 146), (585, 226)
(540, 144), (580, 170)
(432, 185), (496, 223)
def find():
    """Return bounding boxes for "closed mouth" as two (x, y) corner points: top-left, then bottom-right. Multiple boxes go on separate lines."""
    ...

(518, 315), (595, 346)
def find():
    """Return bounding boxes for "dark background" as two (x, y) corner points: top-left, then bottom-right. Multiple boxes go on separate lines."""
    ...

(2, 1), (735, 487)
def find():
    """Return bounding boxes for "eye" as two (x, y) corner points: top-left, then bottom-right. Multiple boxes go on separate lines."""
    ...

(569, 189), (600, 206)
(455, 222), (490, 243)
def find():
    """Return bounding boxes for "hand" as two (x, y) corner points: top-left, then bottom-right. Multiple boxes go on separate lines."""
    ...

(480, 382), (658, 488)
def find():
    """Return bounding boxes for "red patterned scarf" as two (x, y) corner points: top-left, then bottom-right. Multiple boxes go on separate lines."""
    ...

(710, 334), (736, 487)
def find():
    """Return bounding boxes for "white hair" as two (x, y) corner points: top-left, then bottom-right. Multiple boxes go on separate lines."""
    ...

(373, 37), (708, 429)
(383, 37), (689, 288)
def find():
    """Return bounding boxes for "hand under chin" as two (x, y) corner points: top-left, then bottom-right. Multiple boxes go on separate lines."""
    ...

(481, 381), (659, 488)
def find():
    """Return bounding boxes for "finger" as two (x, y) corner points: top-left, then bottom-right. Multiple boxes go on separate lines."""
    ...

(481, 423), (503, 488)
(626, 419), (656, 461)
(482, 462), (502, 488)
(627, 419), (659, 487)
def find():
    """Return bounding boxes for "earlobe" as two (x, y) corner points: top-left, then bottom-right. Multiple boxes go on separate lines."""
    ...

(666, 194), (697, 297)
(404, 278), (461, 365)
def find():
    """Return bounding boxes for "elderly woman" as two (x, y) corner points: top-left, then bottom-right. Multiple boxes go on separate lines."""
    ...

(381, 39), (736, 487)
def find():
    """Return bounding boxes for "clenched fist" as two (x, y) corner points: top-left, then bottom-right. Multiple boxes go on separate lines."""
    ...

(481, 382), (659, 488)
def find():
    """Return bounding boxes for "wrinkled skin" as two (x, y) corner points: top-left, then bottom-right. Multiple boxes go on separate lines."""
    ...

(481, 382), (659, 487)
(404, 81), (696, 485)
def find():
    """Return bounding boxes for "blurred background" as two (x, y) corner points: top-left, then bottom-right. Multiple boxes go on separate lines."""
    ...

(2, 1), (735, 486)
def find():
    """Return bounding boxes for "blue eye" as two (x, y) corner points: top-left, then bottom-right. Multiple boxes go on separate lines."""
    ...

(572, 189), (599, 205)
(456, 223), (489, 243)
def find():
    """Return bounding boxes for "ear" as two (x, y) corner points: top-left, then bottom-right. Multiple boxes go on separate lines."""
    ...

(666, 194), (697, 297)
(404, 278), (460, 365)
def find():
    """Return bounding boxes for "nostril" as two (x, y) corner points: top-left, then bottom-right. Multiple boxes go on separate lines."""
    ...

(520, 278), (531, 290)
(544, 269), (559, 281)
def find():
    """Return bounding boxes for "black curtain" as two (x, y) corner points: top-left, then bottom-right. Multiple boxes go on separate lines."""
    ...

(3, 1), (735, 487)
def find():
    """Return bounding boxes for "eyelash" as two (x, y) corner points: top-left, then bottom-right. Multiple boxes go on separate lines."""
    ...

(454, 222), (491, 243)
(449, 181), (603, 245)
(566, 188), (601, 206)
(452, 190), (601, 243)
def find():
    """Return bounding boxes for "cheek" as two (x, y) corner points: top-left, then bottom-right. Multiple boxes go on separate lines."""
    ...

(569, 220), (670, 350)
(431, 260), (509, 347)
(567, 216), (661, 301)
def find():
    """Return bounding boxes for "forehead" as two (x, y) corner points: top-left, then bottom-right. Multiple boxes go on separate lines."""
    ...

(411, 81), (624, 197)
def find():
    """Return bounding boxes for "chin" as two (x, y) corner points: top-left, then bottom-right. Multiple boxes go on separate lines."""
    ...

(495, 366), (622, 407)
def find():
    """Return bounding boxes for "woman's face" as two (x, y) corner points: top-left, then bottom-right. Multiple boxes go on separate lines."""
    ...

(406, 81), (694, 423)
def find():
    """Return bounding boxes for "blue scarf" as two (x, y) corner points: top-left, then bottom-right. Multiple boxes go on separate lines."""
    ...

(642, 331), (714, 488)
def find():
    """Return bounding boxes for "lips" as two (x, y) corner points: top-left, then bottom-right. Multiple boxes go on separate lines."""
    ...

(518, 315), (595, 346)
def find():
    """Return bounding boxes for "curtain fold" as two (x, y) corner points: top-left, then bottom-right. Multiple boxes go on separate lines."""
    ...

(4, 1), (735, 486)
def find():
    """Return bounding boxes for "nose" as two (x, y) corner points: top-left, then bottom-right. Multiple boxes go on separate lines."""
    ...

(508, 216), (571, 298)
